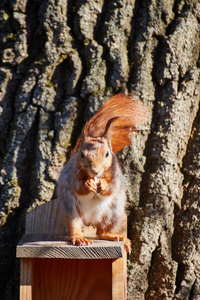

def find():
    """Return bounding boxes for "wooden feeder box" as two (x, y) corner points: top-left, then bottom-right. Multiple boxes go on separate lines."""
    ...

(17, 199), (128, 300)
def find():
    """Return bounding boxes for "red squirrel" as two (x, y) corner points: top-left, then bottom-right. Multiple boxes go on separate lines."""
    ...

(57, 93), (148, 253)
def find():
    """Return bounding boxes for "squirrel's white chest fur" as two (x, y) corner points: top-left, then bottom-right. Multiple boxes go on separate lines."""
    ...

(75, 192), (113, 226)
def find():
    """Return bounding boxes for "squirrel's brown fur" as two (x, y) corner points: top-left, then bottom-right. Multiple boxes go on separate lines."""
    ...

(57, 93), (148, 253)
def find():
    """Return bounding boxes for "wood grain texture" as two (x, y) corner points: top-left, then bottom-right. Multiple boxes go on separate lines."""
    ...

(20, 258), (32, 300)
(112, 258), (126, 300)
(112, 258), (124, 300)
(32, 258), (112, 300)
(17, 234), (124, 259)
(26, 199), (65, 235)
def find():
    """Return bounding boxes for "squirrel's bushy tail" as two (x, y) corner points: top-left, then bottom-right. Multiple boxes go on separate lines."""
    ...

(73, 93), (148, 154)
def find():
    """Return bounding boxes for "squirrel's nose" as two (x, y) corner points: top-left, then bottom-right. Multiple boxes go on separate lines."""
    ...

(91, 170), (98, 176)
(90, 167), (99, 176)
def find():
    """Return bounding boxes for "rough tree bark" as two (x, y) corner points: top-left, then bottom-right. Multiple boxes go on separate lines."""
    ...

(0, 0), (199, 299)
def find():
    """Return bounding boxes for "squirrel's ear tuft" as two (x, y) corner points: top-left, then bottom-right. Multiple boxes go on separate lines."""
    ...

(103, 117), (120, 139)
(82, 122), (89, 138)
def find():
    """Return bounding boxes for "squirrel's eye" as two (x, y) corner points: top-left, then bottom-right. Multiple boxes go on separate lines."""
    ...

(105, 151), (109, 157)
(81, 152), (84, 158)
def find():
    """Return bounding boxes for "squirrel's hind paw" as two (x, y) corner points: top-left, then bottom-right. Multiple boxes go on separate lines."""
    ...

(115, 236), (131, 254)
(97, 231), (131, 253)
(124, 238), (132, 254)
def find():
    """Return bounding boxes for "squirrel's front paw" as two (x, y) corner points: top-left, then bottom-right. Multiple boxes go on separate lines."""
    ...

(85, 178), (108, 194)
(97, 178), (108, 193)
(85, 179), (97, 193)
(71, 235), (92, 246)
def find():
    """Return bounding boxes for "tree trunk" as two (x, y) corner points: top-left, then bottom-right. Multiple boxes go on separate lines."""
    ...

(0, 0), (199, 299)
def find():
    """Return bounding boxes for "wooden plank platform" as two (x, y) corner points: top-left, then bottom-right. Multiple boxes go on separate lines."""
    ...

(17, 234), (124, 259)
